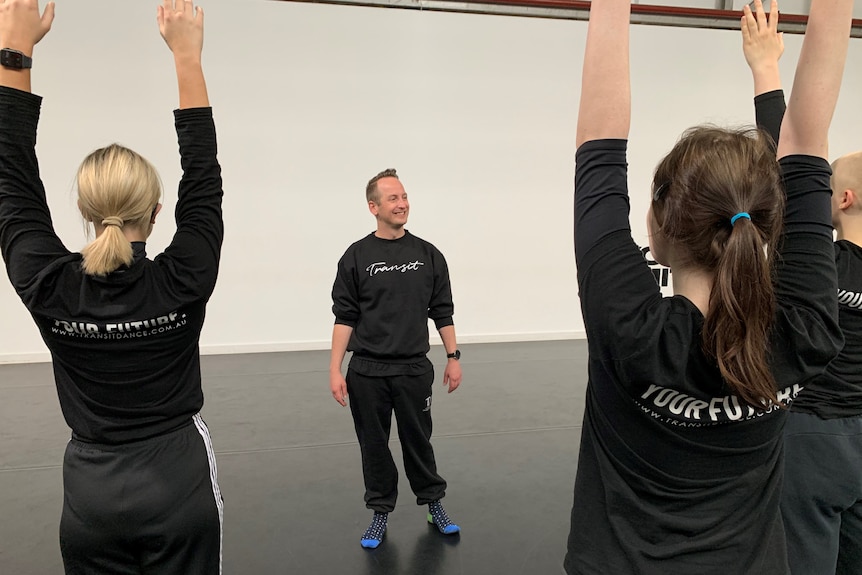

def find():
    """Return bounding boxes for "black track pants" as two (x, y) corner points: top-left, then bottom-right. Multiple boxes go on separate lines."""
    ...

(59, 414), (224, 574)
(782, 412), (862, 575)
(347, 368), (447, 512)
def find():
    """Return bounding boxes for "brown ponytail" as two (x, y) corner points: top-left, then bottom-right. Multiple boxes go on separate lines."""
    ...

(652, 126), (785, 409)
(76, 145), (162, 276)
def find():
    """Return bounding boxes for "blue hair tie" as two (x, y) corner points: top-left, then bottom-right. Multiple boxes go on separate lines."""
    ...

(730, 212), (751, 226)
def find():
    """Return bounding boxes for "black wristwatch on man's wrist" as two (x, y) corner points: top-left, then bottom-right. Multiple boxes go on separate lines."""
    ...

(1, 48), (32, 70)
(446, 350), (461, 360)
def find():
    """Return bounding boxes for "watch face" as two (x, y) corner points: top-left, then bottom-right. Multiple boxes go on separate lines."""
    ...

(1, 49), (24, 69)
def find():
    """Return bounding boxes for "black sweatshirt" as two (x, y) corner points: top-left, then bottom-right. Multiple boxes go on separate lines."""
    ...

(331, 231), (454, 370)
(0, 87), (223, 444)
(754, 90), (862, 418)
(565, 138), (841, 574)
(794, 240), (862, 417)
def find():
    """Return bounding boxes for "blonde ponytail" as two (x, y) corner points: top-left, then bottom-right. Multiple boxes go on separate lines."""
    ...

(76, 144), (162, 276)
(79, 218), (134, 276)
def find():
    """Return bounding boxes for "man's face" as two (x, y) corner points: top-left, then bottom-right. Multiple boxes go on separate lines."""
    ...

(369, 177), (409, 228)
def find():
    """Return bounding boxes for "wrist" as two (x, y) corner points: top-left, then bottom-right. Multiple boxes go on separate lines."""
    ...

(751, 62), (780, 76)
(1, 42), (34, 58)
(173, 52), (202, 68)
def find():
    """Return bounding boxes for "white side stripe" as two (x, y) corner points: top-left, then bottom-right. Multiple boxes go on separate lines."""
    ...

(193, 413), (224, 575)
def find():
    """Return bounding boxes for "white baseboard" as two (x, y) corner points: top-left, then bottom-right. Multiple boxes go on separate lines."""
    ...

(199, 331), (587, 356)
(0, 331), (587, 365)
(0, 351), (52, 364)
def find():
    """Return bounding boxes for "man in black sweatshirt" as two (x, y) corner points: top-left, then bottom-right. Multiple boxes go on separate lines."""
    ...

(330, 169), (462, 549)
(781, 150), (862, 574)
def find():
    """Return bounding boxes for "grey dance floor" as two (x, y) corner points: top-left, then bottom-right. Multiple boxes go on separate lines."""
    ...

(0, 340), (587, 574)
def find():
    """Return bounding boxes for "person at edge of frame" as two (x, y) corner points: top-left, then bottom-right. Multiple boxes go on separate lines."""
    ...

(743, 2), (862, 572)
(0, 1), (224, 572)
(564, 0), (849, 572)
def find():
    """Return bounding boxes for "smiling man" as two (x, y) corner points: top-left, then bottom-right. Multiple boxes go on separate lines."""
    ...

(329, 169), (463, 549)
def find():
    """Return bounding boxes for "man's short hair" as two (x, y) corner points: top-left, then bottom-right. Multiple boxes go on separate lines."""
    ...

(366, 169), (399, 203)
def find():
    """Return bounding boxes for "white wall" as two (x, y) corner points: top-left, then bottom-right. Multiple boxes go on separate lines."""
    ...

(1, 0), (860, 363)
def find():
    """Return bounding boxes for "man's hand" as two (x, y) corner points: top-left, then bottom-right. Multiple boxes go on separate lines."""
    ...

(442, 359), (461, 393)
(0, 0), (54, 55)
(330, 371), (348, 406)
(742, 0), (783, 74)
(158, 0), (203, 62)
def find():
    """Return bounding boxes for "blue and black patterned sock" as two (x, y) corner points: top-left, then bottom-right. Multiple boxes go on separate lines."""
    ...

(427, 500), (460, 535)
(360, 512), (388, 549)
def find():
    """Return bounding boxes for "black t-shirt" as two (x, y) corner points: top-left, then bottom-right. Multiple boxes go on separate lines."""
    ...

(0, 87), (223, 444)
(331, 231), (454, 374)
(565, 139), (841, 574)
(793, 240), (862, 417)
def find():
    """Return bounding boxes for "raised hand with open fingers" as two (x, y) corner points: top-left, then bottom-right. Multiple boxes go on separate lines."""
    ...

(0, 0), (55, 53)
(157, 0), (204, 61)
(741, 0), (784, 71)
(157, 0), (208, 109)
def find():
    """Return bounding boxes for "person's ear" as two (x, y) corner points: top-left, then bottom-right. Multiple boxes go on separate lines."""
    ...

(151, 203), (163, 224)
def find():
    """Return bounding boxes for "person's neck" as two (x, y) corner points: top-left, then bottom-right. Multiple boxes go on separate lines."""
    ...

(94, 225), (148, 243)
(374, 226), (406, 240)
(671, 267), (713, 316)
(835, 220), (862, 248)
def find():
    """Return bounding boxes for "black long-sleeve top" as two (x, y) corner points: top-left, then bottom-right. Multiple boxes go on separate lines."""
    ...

(0, 86), (223, 444)
(565, 136), (841, 573)
(332, 231), (454, 370)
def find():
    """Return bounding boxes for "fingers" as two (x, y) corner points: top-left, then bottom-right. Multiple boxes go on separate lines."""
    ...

(161, 0), (196, 16)
(442, 371), (462, 393)
(332, 389), (347, 406)
(331, 378), (348, 406)
(742, 5), (756, 38)
(742, 0), (782, 48)
(41, 1), (54, 31)
(743, 0), (780, 37)
(754, 0), (767, 29)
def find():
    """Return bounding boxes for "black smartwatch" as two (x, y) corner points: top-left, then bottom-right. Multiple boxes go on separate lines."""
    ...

(446, 350), (461, 360)
(1, 48), (32, 70)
